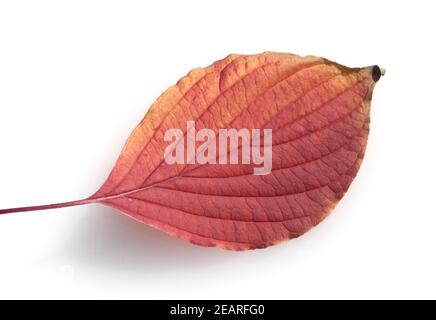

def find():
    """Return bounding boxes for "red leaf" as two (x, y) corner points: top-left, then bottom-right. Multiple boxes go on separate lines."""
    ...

(0, 52), (383, 250)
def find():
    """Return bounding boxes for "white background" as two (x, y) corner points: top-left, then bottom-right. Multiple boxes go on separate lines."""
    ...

(0, 0), (435, 299)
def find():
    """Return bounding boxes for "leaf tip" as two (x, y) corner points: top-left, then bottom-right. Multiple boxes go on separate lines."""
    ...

(370, 65), (385, 82)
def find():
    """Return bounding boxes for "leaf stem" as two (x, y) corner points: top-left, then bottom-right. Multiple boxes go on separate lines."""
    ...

(0, 198), (96, 215)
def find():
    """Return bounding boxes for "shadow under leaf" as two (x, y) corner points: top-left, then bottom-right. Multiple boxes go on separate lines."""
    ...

(64, 204), (243, 274)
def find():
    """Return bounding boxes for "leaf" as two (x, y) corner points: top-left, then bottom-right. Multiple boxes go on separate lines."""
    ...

(0, 52), (383, 250)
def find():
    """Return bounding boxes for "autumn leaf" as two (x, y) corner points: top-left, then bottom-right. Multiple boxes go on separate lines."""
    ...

(0, 52), (383, 250)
